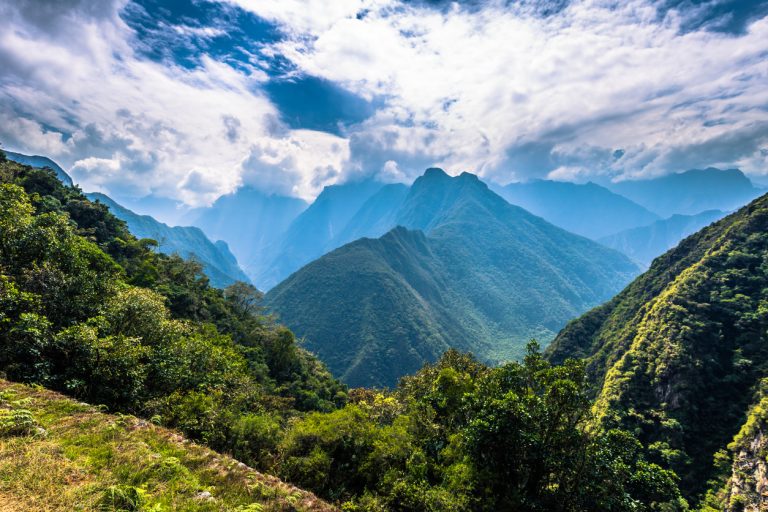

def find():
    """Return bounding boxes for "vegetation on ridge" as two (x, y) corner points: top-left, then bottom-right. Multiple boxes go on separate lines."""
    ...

(547, 191), (768, 504)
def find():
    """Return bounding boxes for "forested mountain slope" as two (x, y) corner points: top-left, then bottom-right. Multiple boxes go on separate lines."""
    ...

(547, 192), (768, 504)
(87, 192), (250, 288)
(4, 150), (74, 187)
(266, 168), (639, 387)
(0, 152), (345, 488)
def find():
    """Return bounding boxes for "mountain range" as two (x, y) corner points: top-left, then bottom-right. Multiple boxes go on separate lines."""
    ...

(547, 191), (768, 503)
(185, 186), (308, 281)
(87, 192), (249, 288)
(492, 180), (659, 239)
(265, 168), (639, 387)
(598, 209), (727, 266)
(607, 167), (762, 217)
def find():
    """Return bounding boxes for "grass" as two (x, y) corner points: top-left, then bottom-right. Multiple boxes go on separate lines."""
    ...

(0, 380), (335, 512)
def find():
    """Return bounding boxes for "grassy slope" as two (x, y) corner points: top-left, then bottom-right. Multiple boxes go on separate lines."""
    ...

(0, 380), (335, 512)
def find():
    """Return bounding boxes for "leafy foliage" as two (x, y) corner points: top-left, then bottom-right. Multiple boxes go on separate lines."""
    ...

(277, 345), (685, 511)
(547, 192), (768, 503)
(0, 157), (345, 473)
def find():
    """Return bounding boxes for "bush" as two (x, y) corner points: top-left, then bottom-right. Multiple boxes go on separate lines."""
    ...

(96, 485), (145, 511)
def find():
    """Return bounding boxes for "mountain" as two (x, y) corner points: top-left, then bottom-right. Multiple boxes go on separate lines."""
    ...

(608, 167), (761, 217)
(0, 380), (333, 512)
(186, 186), (308, 282)
(266, 168), (640, 387)
(598, 209), (727, 266)
(256, 180), (386, 289)
(87, 192), (250, 288)
(546, 192), (768, 503)
(331, 183), (409, 246)
(4, 150), (74, 186)
(492, 180), (659, 239)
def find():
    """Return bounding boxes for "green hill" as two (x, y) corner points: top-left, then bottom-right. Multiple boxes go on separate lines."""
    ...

(266, 169), (639, 387)
(0, 152), (346, 505)
(546, 192), (768, 505)
(87, 192), (250, 288)
(0, 380), (334, 512)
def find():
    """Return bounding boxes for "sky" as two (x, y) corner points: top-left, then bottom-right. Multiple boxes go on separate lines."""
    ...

(0, 0), (767, 209)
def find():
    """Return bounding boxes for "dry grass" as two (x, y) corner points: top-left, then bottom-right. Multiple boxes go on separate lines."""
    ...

(0, 380), (336, 511)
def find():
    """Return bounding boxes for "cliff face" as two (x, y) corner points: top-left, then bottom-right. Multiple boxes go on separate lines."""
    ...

(705, 394), (768, 512)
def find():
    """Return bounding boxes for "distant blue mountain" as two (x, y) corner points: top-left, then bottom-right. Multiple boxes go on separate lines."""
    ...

(492, 180), (659, 239)
(331, 183), (409, 246)
(186, 186), (307, 283)
(256, 180), (386, 289)
(608, 168), (761, 217)
(598, 209), (728, 267)
(5, 151), (74, 187)
(87, 192), (250, 288)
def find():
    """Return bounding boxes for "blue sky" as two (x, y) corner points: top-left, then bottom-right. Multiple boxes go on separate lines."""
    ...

(0, 0), (767, 208)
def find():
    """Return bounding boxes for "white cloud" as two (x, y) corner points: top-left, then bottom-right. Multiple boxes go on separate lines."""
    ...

(0, 0), (352, 205)
(247, 0), (768, 183)
(1, 0), (767, 207)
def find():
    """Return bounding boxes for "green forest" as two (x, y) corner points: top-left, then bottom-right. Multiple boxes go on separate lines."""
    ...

(2, 147), (768, 512)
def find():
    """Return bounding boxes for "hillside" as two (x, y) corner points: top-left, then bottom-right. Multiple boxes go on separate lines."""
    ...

(266, 168), (639, 387)
(0, 380), (334, 511)
(4, 150), (74, 187)
(493, 180), (659, 239)
(598, 209), (727, 266)
(187, 187), (308, 282)
(608, 167), (761, 217)
(87, 192), (250, 288)
(546, 192), (768, 504)
(0, 153), (346, 503)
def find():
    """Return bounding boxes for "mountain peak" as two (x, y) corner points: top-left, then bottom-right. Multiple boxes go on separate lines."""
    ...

(422, 167), (449, 179)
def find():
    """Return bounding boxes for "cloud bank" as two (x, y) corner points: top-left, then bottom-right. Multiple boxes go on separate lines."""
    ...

(0, 0), (766, 207)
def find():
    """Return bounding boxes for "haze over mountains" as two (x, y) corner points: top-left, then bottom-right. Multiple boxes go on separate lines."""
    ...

(607, 168), (762, 217)
(87, 192), (249, 288)
(599, 209), (727, 266)
(492, 180), (660, 239)
(185, 187), (307, 281)
(265, 168), (639, 386)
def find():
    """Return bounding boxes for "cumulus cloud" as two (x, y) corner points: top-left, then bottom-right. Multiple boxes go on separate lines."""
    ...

(245, 0), (768, 183)
(0, 0), (767, 208)
(0, 0), (351, 205)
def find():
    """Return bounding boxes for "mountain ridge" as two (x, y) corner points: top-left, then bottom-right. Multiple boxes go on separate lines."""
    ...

(87, 192), (250, 288)
(266, 169), (640, 387)
(546, 191), (768, 501)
